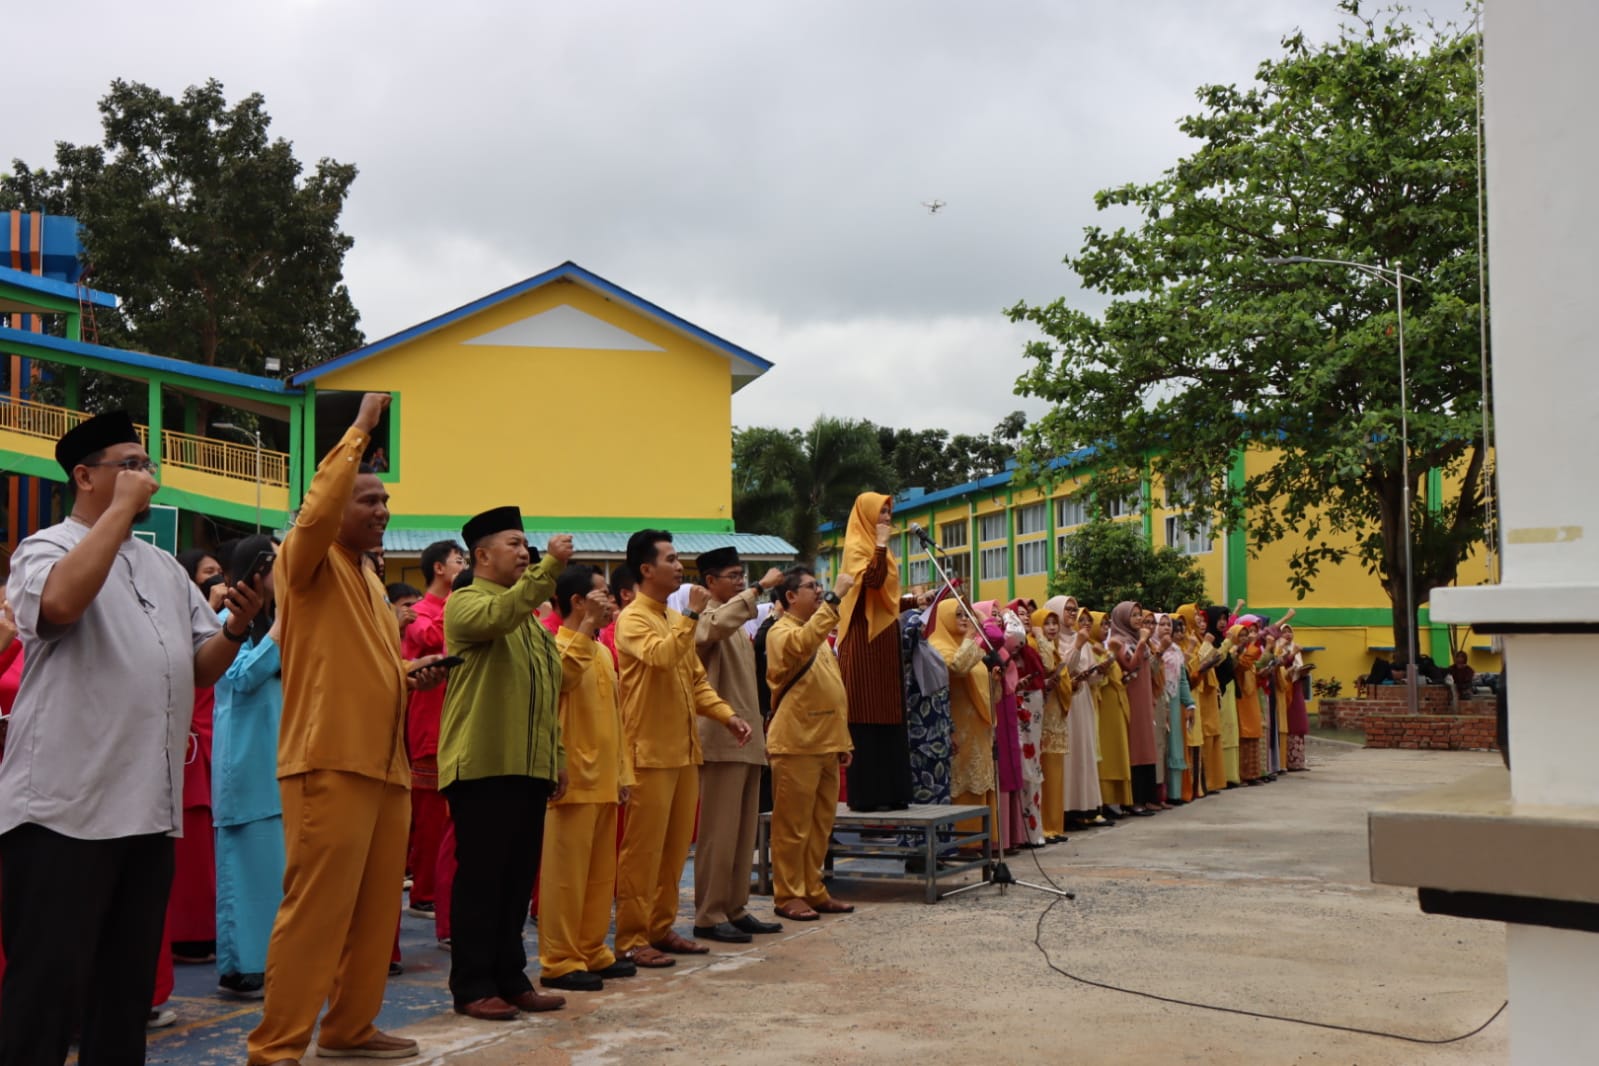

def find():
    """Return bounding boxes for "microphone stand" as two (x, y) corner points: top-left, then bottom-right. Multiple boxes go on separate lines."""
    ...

(912, 530), (1073, 902)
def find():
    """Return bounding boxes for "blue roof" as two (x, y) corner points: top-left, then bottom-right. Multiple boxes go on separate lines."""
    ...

(818, 445), (1101, 533)
(292, 261), (774, 389)
(0, 327), (301, 396)
(382, 529), (798, 557)
(0, 265), (117, 308)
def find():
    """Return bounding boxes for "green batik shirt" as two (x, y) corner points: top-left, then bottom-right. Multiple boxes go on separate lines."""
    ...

(438, 554), (566, 788)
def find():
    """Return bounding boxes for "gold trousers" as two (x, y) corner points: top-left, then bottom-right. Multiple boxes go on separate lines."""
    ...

(769, 753), (840, 907)
(248, 771), (408, 1064)
(538, 801), (619, 978)
(616, 764), (698, 952)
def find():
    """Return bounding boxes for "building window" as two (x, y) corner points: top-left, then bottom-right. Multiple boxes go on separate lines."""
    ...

(1165, 474), (1202, 508)
(939, 521), (968, 550)
(1056, 531), (1074, 563)
(814, 553), (835, 584)
(1106, 492), (1141, 519)
(1055, 495), (1087, 529)
(1016, 539), (1047, 576)
(980, 545), (1009, 582)
(1164, 514), (1214, 555)
(1015, 502), (1046, 536)
(978, 512), (1006, 543)
(906, 558), (932, 586)
(946, 551), (971, 587)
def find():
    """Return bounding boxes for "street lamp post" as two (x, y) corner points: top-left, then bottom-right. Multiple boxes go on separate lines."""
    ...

(1263, 255), (1424, 717)
(214, 421), (263, 533)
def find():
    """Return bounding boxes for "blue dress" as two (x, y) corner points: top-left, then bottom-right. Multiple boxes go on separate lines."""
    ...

(900, 612), (952, 806)
(212, 618), (285, 977)
(1166, 668), (1192, 781)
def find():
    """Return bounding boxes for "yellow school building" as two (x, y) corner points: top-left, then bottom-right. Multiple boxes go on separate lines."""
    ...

(816, 448), (1500, 706)
(0, 239), (796, 576)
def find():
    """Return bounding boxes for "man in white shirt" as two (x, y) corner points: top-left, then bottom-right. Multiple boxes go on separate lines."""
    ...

(0, 412), (263, 1065)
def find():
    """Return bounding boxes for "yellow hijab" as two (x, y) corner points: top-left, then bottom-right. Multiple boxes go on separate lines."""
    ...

(1175, 602), (1200, 651)
(928, 598), (990, 725)
(1028, 607), (1057, 665)
(836, 491), (900, 645)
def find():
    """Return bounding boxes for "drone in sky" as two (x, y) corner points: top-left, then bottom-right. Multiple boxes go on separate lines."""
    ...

(921, 199), (947, 214)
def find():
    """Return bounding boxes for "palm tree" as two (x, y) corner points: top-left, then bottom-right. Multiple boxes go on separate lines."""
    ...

(733, 417), (889, 564)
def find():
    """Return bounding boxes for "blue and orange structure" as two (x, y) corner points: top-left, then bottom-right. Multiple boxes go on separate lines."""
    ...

(0, 220), (795, 579)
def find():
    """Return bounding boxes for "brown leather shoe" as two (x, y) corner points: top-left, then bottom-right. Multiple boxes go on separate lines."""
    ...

(508, 988), (566, 1013)
(651, 930), (709, 955)
(452, 996), (519, 1021)
(621, 945), (676, 968)
(314, 1029), (421, 1057)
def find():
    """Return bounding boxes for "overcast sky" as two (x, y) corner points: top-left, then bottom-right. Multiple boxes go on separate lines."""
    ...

(9, 1), (1455, 434)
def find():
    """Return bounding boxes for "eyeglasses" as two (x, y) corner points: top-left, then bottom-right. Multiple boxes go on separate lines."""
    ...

(795, 581), (820, 591)
(84, 458), (158, 474)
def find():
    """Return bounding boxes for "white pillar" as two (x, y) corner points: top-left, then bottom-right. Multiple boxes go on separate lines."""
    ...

(1432, 5), (1599, 1063)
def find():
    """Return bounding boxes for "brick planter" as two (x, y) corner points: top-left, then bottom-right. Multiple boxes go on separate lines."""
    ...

(1318, 691), (1498, 752)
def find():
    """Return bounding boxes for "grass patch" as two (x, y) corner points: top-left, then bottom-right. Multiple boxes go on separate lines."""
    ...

(1308, 714), (1365, 746)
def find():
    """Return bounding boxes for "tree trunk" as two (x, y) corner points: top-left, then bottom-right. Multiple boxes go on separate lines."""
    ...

(791, 509), (820, 568)
(1376, 477), (1419, 669)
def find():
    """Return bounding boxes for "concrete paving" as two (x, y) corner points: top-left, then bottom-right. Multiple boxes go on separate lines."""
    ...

(146, 741), (1509, 1065)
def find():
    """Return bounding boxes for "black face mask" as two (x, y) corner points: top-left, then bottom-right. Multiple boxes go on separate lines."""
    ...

(199, 573), (225, 595)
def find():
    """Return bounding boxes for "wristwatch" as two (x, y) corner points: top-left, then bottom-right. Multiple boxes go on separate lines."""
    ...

(682, 609), (702, 621)
(823, 591), (841, 607)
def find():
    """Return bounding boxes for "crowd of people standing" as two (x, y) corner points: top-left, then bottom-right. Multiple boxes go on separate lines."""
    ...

(0, 394), (1316, 1065)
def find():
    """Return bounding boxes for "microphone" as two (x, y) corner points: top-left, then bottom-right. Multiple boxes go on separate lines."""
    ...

(909, 522), (936, 549)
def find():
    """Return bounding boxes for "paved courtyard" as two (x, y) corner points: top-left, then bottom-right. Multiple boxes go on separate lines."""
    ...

(144, 741), (1508, 1065)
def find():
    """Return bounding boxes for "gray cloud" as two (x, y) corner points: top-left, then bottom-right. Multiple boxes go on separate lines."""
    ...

(11, 0), (1451, 433)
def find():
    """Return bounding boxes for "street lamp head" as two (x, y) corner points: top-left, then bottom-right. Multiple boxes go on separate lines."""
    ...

(1262, 256), (1295, 265)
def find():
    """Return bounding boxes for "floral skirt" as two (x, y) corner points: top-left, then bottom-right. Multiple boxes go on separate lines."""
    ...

(907, 690), (953, 805)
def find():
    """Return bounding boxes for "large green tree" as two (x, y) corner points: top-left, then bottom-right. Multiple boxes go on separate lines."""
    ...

(1050, 519), (1210, 612)
(1008, 4), (1485, 665)
(875, 409), (1027, 493)
(1, 78), (364, 409)
(733, 417), (889, 563)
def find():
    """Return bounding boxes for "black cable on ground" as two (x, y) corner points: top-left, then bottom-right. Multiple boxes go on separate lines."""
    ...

(1025, 848), (1507, 1046)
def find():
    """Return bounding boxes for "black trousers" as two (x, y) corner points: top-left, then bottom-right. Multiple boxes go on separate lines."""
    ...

(1131, 764), (1158, 806)
(845, 721), (914, 812)
(0, 825), (173, 1066)
(443, 775), (549, 1007)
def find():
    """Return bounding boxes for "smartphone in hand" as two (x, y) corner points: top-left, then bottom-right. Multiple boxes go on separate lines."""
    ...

(409, 655), (465, 676)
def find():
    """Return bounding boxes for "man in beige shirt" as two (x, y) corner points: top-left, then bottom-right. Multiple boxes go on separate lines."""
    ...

(690, 547), (786, 944)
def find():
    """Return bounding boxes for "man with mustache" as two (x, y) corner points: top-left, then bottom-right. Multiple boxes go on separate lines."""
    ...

(249, 393), (446, 1065)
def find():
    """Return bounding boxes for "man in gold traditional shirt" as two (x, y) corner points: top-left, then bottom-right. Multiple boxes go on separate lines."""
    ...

(249, 393), (446, 1065)
(766, 565), (857, 922)
(538, 564), (638, 991)
(614, 529), (752, 967)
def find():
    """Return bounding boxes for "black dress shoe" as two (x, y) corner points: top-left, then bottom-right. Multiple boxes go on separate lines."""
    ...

(692, 922), (753, 944)
(730, 914), (783, 935)
(542, 970), (604, 992)
(595, 959), (638, 979)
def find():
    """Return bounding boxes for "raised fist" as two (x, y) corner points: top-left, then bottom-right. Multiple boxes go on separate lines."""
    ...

(354, 392), (391, 433)
(687, 583), (712, 613)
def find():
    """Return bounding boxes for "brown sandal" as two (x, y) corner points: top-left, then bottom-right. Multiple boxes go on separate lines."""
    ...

(812, 899), (854, 914)
(622, 946), (677, 968)
(651, 930), (709, 955)
(774, 903), (820, 921)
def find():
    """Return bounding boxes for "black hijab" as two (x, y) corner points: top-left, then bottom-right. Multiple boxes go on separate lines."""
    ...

(1205, 604), (1235, 691)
